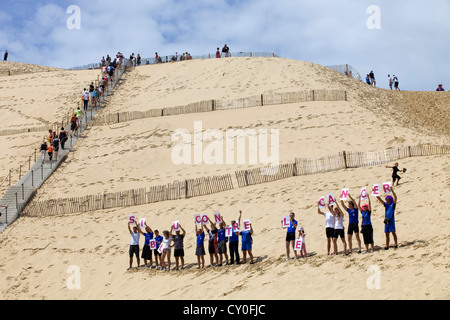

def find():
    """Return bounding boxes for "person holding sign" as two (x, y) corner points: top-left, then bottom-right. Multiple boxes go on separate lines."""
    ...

(386, 163), (406, 186)
(297, 225), (307, 258)
(329, 203), (348, 255)
(203, 218), (219, 267)
(235, 215), (255, 264)
(229, 211), (242, 265)
(127, 221), (141, 270)
(281, 212), (298, 261)
(172, 224), (186, 270)
(216, 218), (229, 266)
(376, 187), (398, 250)
(359, 195), (374, 253)
(154, 230), (164, 270)
(160, 230), (174, 271)
(195, 223), (206, 269)
(141, 222), (154, 268)
(317, 207), (335, 255)
(340, 193), (362, 254)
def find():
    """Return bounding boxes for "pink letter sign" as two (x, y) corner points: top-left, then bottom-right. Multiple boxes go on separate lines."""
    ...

(327, 193), (336, 206)
(360, 187), (368, 200)
(128, 215), (136, 225)
(233, 222), (240, 232)
(282, 216), (290, 229)
(139, 218), (146, 229)
(149, 239), (156, 250)
(294, 238), (303, 251)
(318, 197), (326, 209)
(372, 184), (380, 197)
(194, 214), (202, 225)
(340, 188), (349, 201)
(214, 212), (222, 223)
(225, 226), (233, 237)
(201, 214), (209, 224)
(172, 221), (180, 232)
(243, 220), (251, 231)
(382, 182), (392, 194)
(157, 243), (163, 254)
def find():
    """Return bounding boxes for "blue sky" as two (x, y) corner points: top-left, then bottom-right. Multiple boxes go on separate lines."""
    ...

(0, 0), (449, 91)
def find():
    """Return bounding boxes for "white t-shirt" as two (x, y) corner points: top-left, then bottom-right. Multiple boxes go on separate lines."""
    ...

(334, 215), (344, 230)
(161, 237), (172, 250)
(130, 232), (139, 245)
(324, 212), (335, 229)
(83, 91), (90, 100)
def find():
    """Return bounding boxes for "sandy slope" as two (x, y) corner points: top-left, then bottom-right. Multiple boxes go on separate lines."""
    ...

(0, 155), (448, 299)
(0, 57), (449, 300)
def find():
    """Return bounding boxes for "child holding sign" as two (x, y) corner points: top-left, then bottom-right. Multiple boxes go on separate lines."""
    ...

(340, 193), (362, 254)
(195, 223), (206, 269)
(359, 195), (374, 253)
(154, 230), (163, 270)
(141, 222), (154, 268)
(297, 224), (307, 258)
(229, 211), (242, 265)
(172, 224), (186, 271)
(217, 218), (229, 266)
(234, 215), (254, 264)
(281, 212), (298, 261)
(203, 219), (219, 267)
(329, 203), (348, 255)
(376, 186), (398, 250)
(160, 230), (174, 271)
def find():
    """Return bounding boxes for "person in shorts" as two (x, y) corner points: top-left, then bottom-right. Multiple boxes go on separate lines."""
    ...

(141, 222), (154, 268)
(153, 230), (163, 270)
(359, 195), (374, 253)
(329, 202), (348, 255)
(216, 218), (229, 266)
(317, 206), (335, 255)
(386, 162), (405, 186)
(127, 221), (141, 270)
(160, 230), (174, 271)
(235, 219), (254, 264)
(376, 187), (398, 250)
(340, 194), (362, 254)
(195, 223), (206, 269)
(282, 212), (298, 260)
(203, 219), (219, 267)
(172, 224), (186, 270)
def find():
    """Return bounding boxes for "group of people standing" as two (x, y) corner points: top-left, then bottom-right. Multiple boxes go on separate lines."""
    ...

(127, 211), (254, 271)
(315, 187), (399, 257)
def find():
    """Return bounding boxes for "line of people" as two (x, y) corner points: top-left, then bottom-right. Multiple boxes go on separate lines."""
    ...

(127, 210), (254, 271)
(315, 187), (398, 257)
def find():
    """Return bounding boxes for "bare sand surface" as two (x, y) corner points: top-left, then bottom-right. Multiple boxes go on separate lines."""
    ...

(0, 57), (449, 300)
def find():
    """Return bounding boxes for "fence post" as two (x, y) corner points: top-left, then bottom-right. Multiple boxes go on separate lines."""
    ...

(9, 169), (11, 186)
(312, 90), (315, 101)
(185, 180), (188, 199)
(408, 146), (411, 157)
(261, 94), (264, 106)
(342, 151), (348, 169)
(117, 112), (119, 123)
(244, 170), (249, 186)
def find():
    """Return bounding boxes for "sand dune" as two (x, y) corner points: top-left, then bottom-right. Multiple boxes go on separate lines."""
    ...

(0, 57), (449, 300)
(0, 155), (448, 299)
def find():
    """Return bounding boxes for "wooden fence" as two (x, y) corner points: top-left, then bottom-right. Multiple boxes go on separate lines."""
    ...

(20, 144), (448, 216)
(21, 174), (233, 217)
(89, 89), (347, 127)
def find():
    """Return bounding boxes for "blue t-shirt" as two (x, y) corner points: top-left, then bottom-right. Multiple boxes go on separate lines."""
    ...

(361, 210), (372, 226)
(287, 219), (297, 234)
(196, 232), (205, 246)
(347, 208), (359, 224)
(384, 202), (396, 221)
(229, 227), (239, 243)
(217, 228), (226, 242)
(144, 232), (154, 245)
(241, 230), (252, 243)
(154, 235), (163, 246)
